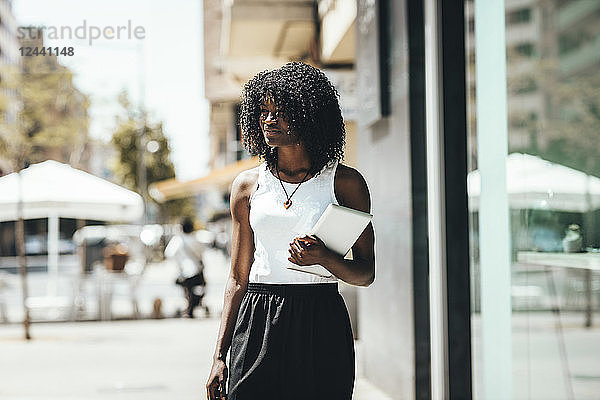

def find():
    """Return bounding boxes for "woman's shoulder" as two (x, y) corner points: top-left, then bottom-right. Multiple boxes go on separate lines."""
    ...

(230, 166), (261, 218)
(334, 163), (371, 208)
(231, 166), (261, 197)
(335, 163), (367, 186)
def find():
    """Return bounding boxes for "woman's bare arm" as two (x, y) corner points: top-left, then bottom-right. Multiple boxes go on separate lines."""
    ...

(211, 169), (257, 361)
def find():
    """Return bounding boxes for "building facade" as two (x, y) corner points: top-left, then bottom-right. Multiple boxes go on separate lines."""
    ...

(203, 0), (358, 175)
(466, 0), (600, 169)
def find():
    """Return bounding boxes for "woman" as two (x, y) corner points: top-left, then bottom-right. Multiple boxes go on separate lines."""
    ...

(206, 62), (375, 400)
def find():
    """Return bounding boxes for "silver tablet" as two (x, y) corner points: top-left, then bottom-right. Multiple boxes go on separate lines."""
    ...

(287, 204), (373, 277)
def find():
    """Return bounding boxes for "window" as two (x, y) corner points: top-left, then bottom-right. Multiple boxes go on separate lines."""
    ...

(468, 2), (600, 399)
(510, 76), (537, 95)
(509, 112), (538, 129)
(507, 8), (532, 25)
(468, 52), (476, 65)
(514, 42), (536, 57)
(469, 84), (476, 101)
(559, 31), (591, 55)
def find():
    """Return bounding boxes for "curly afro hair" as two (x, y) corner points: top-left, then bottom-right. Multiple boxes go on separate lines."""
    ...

(239, 62), (346, 176)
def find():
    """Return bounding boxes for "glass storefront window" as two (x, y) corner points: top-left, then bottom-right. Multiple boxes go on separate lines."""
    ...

(467, 1), (600, 399)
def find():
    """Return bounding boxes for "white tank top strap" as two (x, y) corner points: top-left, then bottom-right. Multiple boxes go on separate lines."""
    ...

(328, 159), (340, 205)
(249, 163), (265, 206)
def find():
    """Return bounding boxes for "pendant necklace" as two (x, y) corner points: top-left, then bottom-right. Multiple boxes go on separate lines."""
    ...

(275, 163), (310, 209)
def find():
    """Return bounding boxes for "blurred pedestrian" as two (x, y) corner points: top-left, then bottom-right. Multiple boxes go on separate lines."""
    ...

(206, 62), (375, 400)
(164, 217), (209, 318)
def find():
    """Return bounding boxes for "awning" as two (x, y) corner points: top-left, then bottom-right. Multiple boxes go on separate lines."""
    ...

(0, 160), (143, 222)
(149, 157), (261, 202)
(468, 153), (600, 212)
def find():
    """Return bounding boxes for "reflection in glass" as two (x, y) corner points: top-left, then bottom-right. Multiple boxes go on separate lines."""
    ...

(467, 1), (600, 399)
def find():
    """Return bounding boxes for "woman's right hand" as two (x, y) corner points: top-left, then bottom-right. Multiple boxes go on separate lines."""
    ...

(206, 358), (228, 400)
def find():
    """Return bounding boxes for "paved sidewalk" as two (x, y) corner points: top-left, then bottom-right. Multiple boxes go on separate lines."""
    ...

(0, 318), (390, 400)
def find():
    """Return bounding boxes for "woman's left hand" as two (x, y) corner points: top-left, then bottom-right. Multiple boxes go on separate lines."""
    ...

(287, 235), (335, 266)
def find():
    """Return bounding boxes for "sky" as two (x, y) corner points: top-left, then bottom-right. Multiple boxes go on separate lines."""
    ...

(13, 0), (210, 180)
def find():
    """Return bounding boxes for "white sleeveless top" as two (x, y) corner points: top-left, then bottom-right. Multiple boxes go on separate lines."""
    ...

(248, 160), (340, 284)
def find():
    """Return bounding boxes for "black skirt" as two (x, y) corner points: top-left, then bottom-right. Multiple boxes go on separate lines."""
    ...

(227, 283), (355, 400)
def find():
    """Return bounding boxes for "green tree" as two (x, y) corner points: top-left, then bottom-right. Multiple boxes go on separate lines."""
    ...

(0, 63), (26, 172)
(110, 90), (195, 223)
(0, 55), (89, 170)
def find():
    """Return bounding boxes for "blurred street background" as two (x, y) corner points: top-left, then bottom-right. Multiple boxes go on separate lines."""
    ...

(1, 247), (230, 323)
(1, 0), (600, 399)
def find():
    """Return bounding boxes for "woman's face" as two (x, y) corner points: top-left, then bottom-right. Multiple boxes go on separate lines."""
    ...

(259, 97), (299, 148)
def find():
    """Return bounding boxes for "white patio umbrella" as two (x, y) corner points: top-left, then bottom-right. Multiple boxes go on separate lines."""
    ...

(0, 160), (143, 222)
(0, 160), (144, 294)
(468, 153), (600, 212)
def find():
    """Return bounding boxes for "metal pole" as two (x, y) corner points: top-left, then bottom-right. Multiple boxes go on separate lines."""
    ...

(138, 116), (147, 225)
(16, 167), (31, 340)
(545, 266), (575, 400)
(137, 41), (147, 225)
(47, 212), (59, 297)
(585, 268), (592, 328)
(424, 0), (449, 398)
(584, 163), (594, 328)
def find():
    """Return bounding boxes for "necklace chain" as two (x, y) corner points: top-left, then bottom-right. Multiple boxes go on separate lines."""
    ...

(275, 163), (310, 209)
